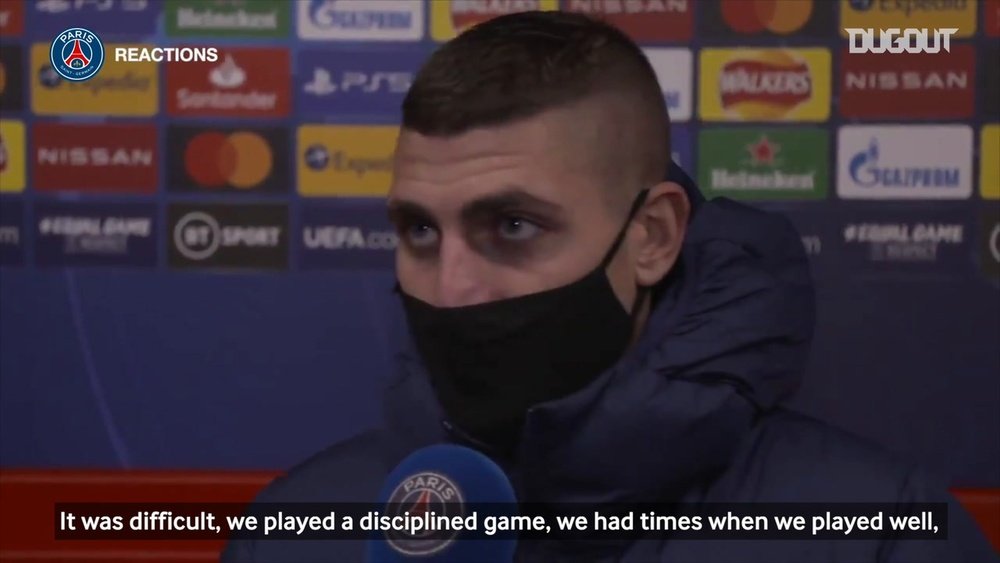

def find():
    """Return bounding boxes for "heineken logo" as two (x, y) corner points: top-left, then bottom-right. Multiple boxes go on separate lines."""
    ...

(698, 129), (829, 200)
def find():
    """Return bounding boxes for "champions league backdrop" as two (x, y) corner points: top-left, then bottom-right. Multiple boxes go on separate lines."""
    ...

(0, 0), (997, 487)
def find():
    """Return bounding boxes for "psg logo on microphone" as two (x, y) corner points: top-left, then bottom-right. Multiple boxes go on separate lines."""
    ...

(49, 28), (105, 82)
(384, 471), (465, 556)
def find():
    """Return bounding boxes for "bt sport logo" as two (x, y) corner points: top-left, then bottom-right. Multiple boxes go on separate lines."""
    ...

(845, 28), (958, 54)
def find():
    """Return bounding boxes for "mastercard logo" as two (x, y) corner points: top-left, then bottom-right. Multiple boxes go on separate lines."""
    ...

(721, 0), (812, 34)
(184, 131), (272, 189)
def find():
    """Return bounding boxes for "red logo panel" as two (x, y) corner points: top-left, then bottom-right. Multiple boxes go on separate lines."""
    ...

(32, 123), (158, 194)
(166, 48), (290, 118)
(839, 45), (975, 120)
(0, 0), (24, 37)
(987, 0), (1000, 37)
(563, 0), (693, 41)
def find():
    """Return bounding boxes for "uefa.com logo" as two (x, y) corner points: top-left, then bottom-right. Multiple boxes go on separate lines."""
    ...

(845, 28), (959, 54)
(50, 27), (105, 81)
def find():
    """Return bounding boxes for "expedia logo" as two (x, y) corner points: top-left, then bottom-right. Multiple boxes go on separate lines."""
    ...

(384, 471), (463, 556)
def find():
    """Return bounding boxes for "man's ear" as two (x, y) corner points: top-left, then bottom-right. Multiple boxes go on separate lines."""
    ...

(633, 181), (690, 287)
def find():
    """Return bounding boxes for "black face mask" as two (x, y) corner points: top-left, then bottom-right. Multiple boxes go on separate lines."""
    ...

(396, 189), (650, 454)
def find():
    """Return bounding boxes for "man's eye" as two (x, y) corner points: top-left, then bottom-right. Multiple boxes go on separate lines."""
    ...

(405, 224), (439, 248)
(497, 216), (541, 241)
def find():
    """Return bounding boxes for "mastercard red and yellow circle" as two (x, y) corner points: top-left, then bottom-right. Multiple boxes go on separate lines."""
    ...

(721, 0), (812, 34)
(184, 131), (272, 189)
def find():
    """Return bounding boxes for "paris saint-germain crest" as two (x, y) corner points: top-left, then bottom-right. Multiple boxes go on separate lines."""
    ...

(50, 28), (105, 82)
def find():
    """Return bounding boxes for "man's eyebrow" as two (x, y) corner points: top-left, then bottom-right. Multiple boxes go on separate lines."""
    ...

(386, 199), (434, 224)
(459, 187), (564, 222)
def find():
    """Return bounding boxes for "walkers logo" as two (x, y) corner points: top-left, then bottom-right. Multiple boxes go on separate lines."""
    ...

(0, 0), (24, 36)
(0, 199), (22, 267)
(839, 208), (970, 273)
(0, 45), (24, 112)
(32, 122), (158, 194)
(298, 0), (423, 41)
(837, 125), (972, 200)
(0, 120), (25, 193)
(644, 48), (692, 121)
(431, 0), (557, 41)
(701, 0), (833, 37)
(35, 201), (157, 267)
(982, 125), (999, 199)
(699, 48), (831, 122)
(840, 0), (976, 38)
(166, 48), (290, 118)
(300, 201), (398, 269)
(32, 0), (158, 36)
(167, 126), (289, 193)
(166, 0), (291, 38)
(981, 208), (1000, 278)
(32, 42), (158, 116)
(670, 124), (692, 172)
(168, 203), (288, 270)
(839, 44), (975, 119)
(298, 48), (424, 118)
(987, 0), (1000, 36)
(564, 0), (692, 42)
(984, 43), (1000, 120)
(298, 125), (398, 196)
(49, 27), (105, 81)
(698, 128), (828, 200)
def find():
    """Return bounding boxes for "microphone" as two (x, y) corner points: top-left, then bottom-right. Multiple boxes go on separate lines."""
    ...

(366, 444), (519, 562)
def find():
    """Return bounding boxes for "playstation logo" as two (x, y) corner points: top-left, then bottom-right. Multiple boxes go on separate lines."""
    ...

(304, 68), (337, 96)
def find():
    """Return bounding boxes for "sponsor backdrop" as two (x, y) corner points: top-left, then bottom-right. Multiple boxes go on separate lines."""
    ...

(0, 0), (997, 489)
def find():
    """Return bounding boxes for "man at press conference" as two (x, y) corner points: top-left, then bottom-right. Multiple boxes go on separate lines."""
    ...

(224, 11), (996, 563)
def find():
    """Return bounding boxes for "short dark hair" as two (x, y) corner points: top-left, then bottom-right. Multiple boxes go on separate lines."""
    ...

(402, 10), (670, 194)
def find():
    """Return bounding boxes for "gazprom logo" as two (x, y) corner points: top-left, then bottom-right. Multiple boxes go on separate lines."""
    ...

(49, 27), (105, 81)
(845, 28), (958, 54)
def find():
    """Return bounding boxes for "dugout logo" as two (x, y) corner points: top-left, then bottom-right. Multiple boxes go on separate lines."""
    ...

(644, 49), (692, 121)
(837, 125), (972, 200)
(839, 44), (974, 119)
(167, 126), (289, 193)
(166, 48), (290, 118)
(702, 0), (832, 37)
(298, 0), (423, 41)
(564, 0), (692, 42)
(49, 27), (104, 81)
(384, 472), (464, 556)
(169, 203), (288, 270)
(699, 48), (831, 122)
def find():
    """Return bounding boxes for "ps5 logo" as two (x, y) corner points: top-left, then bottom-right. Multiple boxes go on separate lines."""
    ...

(845, 28), (958, 54)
